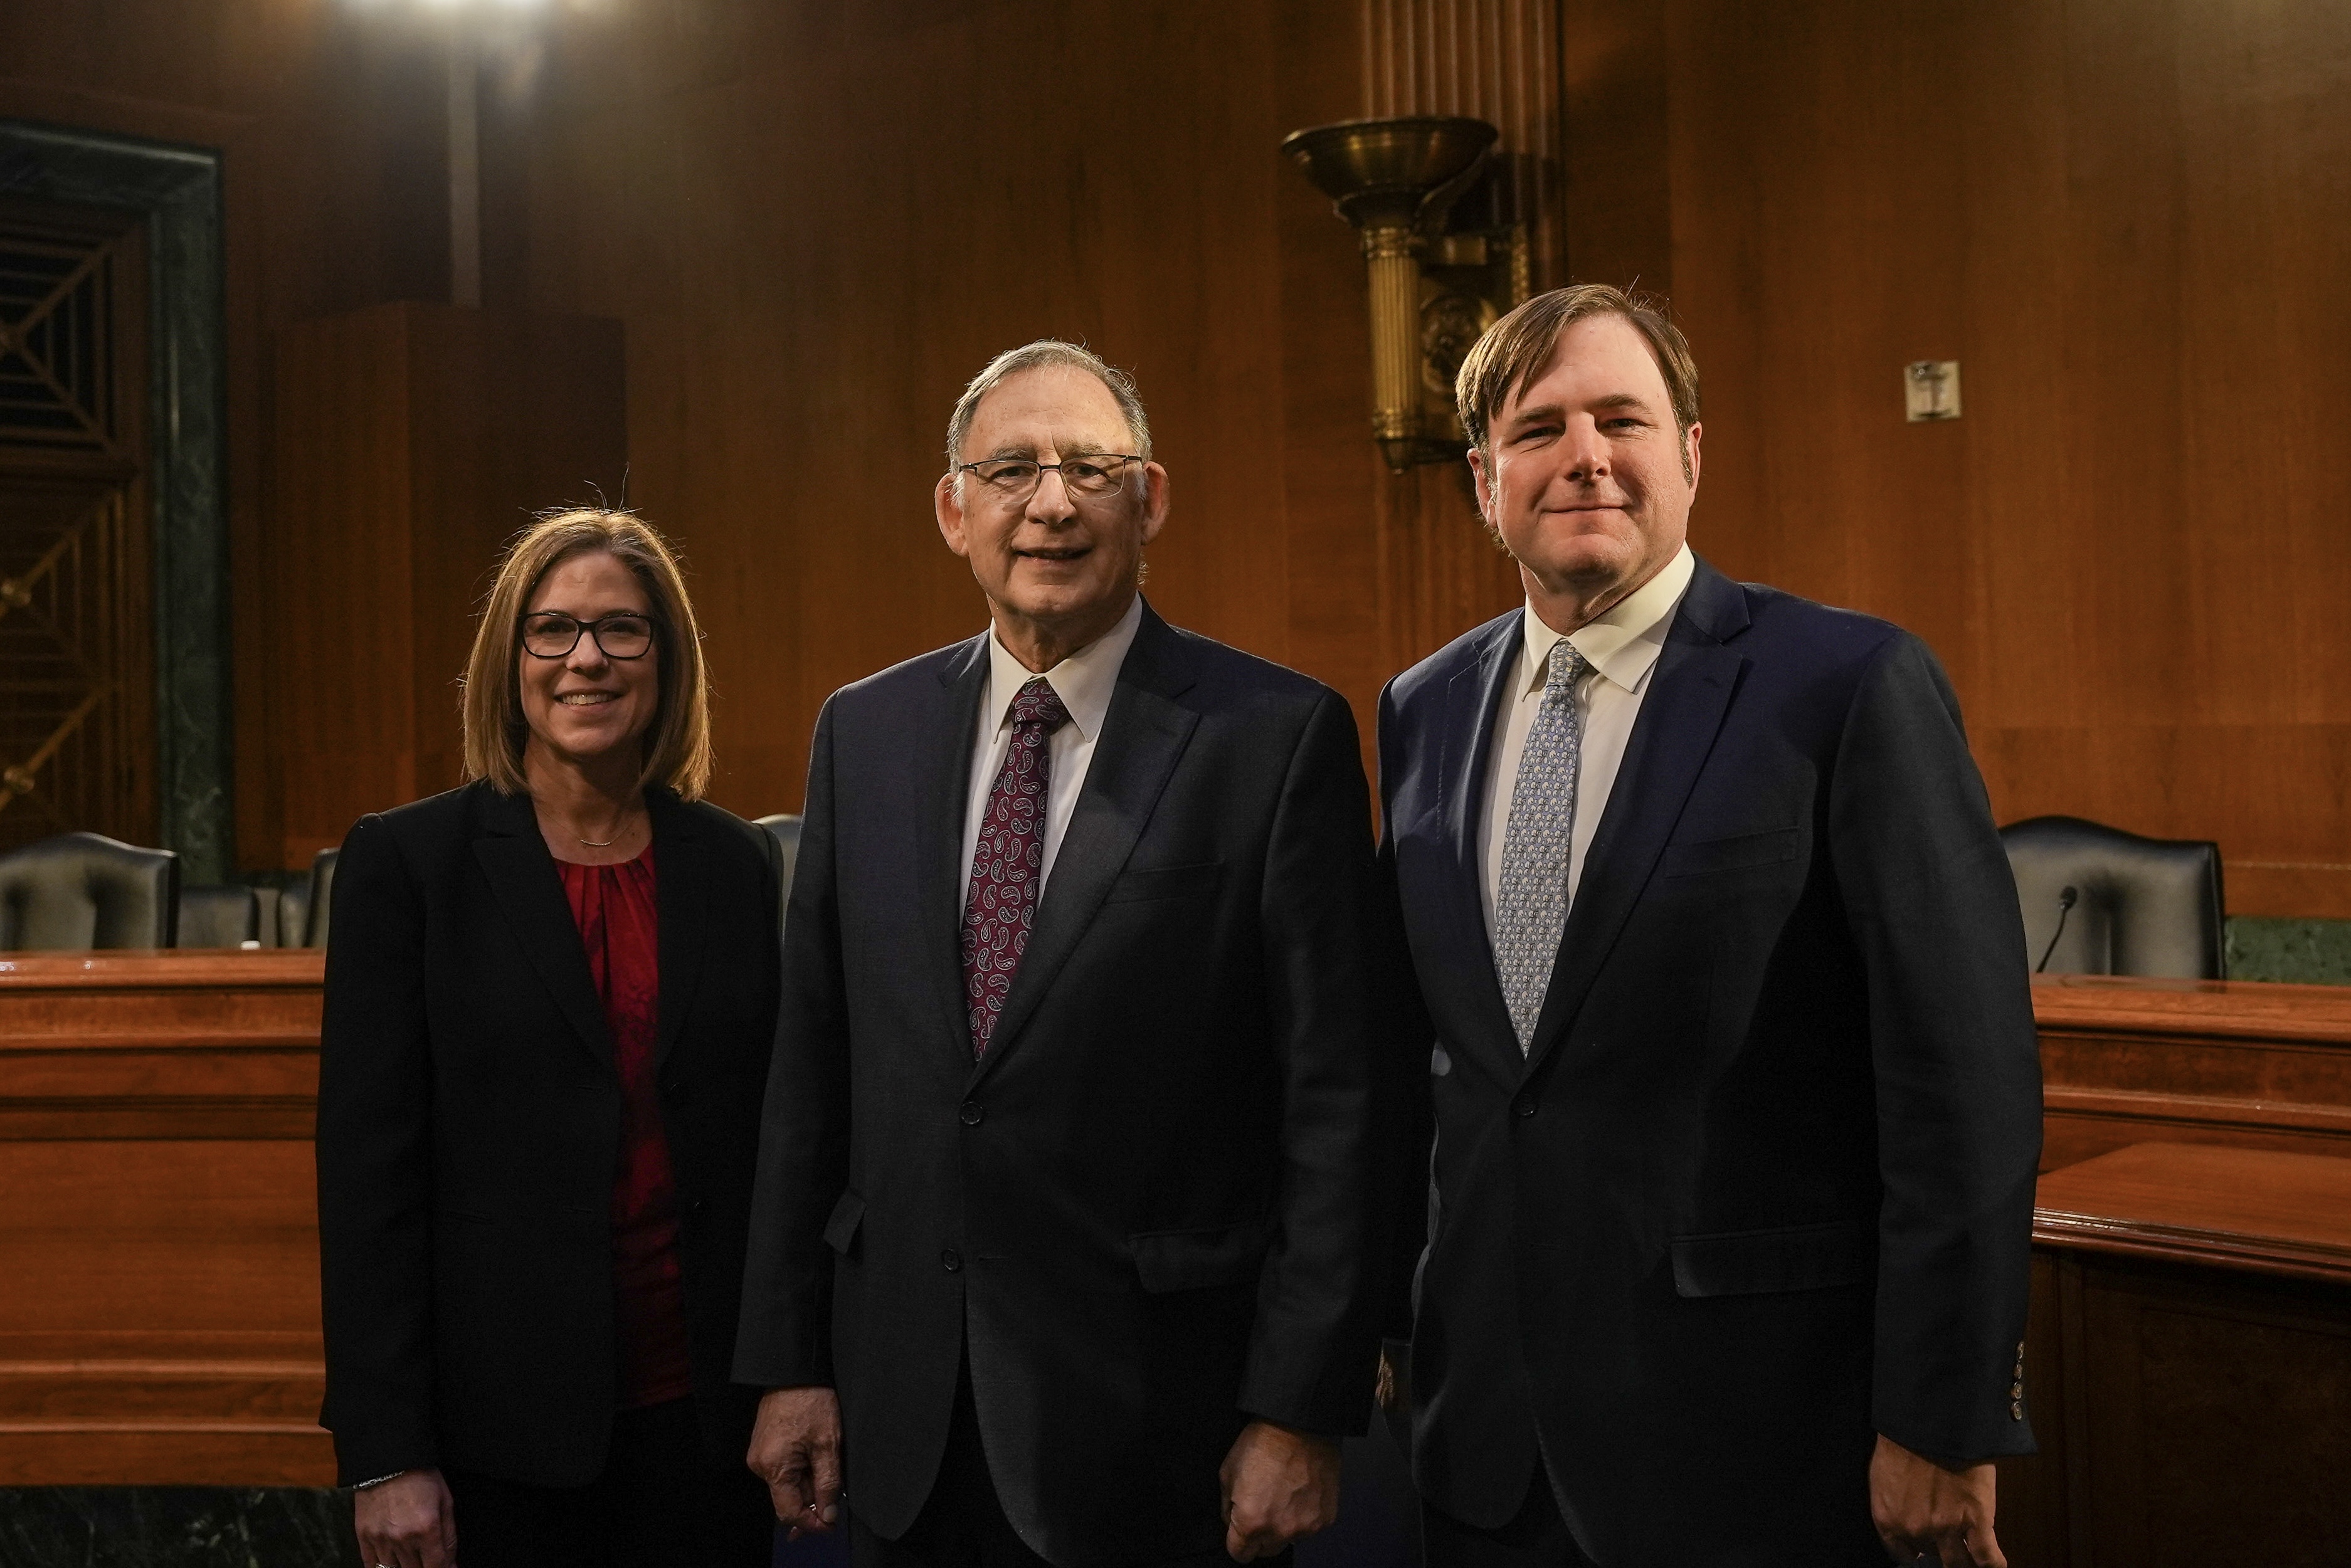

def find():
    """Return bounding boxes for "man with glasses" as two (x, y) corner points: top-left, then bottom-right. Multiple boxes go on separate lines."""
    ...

(734, 341), (1382, 1565)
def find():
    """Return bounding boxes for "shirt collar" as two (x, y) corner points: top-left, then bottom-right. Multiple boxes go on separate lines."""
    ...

(983, 593), (1144, 742)
(1517, 543), (1696, 697)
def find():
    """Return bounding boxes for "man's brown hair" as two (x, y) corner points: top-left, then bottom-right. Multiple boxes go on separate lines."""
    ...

(1455, 283), (1701, 478)
(460, 508), (714, 801)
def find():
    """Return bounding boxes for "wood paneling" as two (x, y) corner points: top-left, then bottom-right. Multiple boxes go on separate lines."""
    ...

(2034, 975), (2351, 1171)
(1664, 0), (2351, 917)
(0, 951), (330, 1485)
(267, 302), (626, 861)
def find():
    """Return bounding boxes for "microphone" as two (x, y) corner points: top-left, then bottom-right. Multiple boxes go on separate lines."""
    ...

(2035, 885), (2078, 974)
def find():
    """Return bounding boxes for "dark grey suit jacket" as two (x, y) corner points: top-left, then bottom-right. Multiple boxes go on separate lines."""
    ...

(733, 602), (1382, 1566)
(1377, 559), (2042, 1562)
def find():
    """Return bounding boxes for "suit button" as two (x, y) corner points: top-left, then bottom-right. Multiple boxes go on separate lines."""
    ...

(1514, 1095), (1537, 1118)
(941, 1248), (963, 1273)
(2010, 1401), (2024, 1421)
(959, 1101), (984, 1126)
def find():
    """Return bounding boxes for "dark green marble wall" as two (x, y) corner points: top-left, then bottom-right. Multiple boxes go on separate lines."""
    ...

(2226, 917), (2351, 986)
(0, 1488), (352, 1567)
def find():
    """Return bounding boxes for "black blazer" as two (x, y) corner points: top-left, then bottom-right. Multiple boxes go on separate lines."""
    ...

(732, 604), (1382, 1567)
(1376, 560), (2042, 1562)
(315, 781), (783, 1486)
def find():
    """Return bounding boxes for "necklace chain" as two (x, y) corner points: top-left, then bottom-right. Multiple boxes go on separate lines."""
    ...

(576, 817), (635, 849)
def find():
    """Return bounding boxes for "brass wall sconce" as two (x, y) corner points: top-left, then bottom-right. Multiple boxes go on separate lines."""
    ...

(1282, 116), (1531, 472)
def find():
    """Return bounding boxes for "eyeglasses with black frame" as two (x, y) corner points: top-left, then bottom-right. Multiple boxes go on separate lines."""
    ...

(957, 454), (1144, 505)
(519, 611), (658, 660)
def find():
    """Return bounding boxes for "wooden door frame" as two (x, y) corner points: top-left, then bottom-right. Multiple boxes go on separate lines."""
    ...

(0, 120), (228, 882)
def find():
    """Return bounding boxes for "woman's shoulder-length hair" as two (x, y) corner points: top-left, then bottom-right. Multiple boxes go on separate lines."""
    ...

(460, 508), (714, 801)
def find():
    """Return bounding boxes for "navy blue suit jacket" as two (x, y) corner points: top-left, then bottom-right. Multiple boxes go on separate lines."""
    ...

(734, 603), (1381, 1566)
(1376, 559), (2041, 1560)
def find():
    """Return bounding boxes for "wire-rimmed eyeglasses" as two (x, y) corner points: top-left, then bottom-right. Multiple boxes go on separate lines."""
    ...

(957, 455), (1143, 506)
(519, 611), (658, 660)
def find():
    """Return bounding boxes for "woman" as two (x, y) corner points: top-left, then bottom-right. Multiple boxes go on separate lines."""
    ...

(317, 510), (781, 1567)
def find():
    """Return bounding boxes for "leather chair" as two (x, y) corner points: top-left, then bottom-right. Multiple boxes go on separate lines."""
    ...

(1999, 815), (2225, 980)
(281, 847), (340, 949)
(177, 884), (262, 948)
(0, 831), (180, 950)
(753, 814), (803, 929)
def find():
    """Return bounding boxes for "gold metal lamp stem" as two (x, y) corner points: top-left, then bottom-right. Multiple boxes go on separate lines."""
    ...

(1282, 115), (1518, 473)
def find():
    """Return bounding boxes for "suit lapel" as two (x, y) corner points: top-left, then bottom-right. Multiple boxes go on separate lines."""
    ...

(470, 785), (614, 1070)
(1523, 560), (1751, 1076)
(921, 634), (993, 1055)
(648, 789), (707, 1074)
(970, 606), (1199, 1087)
(1437, 613), (1529, 1088)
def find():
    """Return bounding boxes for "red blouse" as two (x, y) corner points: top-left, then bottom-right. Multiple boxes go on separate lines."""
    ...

(557, 846), (694, 1411)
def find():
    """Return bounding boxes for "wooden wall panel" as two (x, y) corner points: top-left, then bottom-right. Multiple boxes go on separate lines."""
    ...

(1664, 0), (2351, 916)
(1557, 0), (1672, 295)
(268, 303), (626, 862)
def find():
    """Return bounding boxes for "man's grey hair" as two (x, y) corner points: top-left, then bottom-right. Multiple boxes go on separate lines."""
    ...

(943, 340), (1153, 478)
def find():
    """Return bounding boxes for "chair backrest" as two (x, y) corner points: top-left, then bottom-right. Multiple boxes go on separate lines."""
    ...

(283, 846), (341, 949)
(0, 831), (181, 950)
(753, 814), (803, 930)
(278, 878), (312, 950)
(2000, 815), (2225, 980)
(176, 885), (261, 948)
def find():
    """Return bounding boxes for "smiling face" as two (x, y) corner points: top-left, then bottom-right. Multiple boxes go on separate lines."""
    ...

(1469, 312), (1702, 620)
(516, 549), (661, 776)
(934, 364), (1170, 664)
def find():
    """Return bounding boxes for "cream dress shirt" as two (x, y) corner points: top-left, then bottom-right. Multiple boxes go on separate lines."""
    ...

(1478, 544), (1697, 945)
(959, 594), (1144, 900)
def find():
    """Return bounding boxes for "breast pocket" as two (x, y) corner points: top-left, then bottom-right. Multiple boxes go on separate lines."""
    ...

(1102, 860), (1225, 905)
(1658, 826), (1804, 880)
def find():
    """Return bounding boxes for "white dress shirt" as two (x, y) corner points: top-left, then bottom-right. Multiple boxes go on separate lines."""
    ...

(1478, 544), (1696, 945)
(960, 594), (1144, 900)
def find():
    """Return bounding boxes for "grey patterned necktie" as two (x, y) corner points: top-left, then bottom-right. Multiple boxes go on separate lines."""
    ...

(1494, 638), (1591, 1051)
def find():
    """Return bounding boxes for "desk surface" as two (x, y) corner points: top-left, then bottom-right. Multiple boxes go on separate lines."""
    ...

(2034, 1140), (2351, 1285)
(2032, 972), (2351, 1042)
(0, 950), (325, 989)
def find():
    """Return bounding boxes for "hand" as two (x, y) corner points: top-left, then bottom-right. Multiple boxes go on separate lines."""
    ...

(747, 1385), (843, 1540)
(1869, 1434), (2004, 1567)
(1375, 1346), (1401, 1412)
(352, 1468), (455, 1568)
(1219, 1419), (1341, 1562)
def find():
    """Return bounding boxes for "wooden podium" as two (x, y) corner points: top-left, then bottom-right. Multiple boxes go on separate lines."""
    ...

(0, 951), (331, 1484)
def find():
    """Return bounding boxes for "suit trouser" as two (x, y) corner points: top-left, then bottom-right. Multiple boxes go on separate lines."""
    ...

(441, 1396), (774, 1568)
(1422, 1463), (1598, 1568)
(849, 1354), (1259, 1568)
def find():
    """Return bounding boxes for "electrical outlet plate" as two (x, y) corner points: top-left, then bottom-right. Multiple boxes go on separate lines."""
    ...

(1906, 360), (1962, 422)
